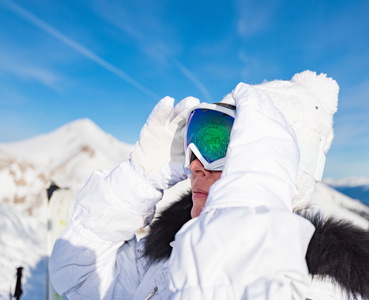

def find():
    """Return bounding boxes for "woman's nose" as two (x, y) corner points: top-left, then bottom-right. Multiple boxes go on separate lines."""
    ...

(190, 159), (211, 177)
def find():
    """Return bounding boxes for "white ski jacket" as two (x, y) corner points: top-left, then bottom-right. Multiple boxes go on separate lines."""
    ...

(49, 84), (316, 299)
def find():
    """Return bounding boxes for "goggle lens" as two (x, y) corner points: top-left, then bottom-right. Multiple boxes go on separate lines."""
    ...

(186, 109), (234, 163)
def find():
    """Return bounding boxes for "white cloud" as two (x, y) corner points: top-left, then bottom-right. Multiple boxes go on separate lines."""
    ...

(91, 1), (212, 99)
(0, 50), (61, 89)
(235, 0), (284, 37)
(174, 60), (212, 101)
(2, 0), (159, 99)
(237, 12), (269, 36)
(91, 1), (180, 64)
(238, 51), (280, 83)
(324, 177), (369, 188)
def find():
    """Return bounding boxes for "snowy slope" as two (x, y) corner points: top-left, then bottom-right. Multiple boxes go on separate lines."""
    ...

(312, 182), (369, 229)
(0, 118), (368, 299)
(324, 178), (369, 206)
(334, 185), (369, 206)
(0, 201), (47, 300)
(0, 150), (48, 216)
(0, 119), (134, 300)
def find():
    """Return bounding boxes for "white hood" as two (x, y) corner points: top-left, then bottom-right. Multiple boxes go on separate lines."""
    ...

(221, 71), (339, 210)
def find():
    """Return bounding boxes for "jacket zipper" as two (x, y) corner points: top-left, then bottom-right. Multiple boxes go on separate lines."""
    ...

(144, 286), (158, 300)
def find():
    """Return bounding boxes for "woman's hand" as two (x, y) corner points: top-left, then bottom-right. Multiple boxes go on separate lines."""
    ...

(130, 96), (199, 190)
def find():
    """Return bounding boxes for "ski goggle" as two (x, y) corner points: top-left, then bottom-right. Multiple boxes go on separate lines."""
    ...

(184, 103), (236, 171)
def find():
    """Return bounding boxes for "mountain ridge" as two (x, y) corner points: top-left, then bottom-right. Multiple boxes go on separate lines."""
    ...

(0, 118), (134, 214)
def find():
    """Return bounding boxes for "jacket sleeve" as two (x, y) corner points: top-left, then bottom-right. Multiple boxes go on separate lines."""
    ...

(48, 160), (162, 299)
(167, 83), (316, 299)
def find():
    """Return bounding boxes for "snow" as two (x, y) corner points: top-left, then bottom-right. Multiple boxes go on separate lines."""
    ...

(312, 182), (369, 229)
(323, 177), (369, 206)
(0, 118), (368, 299)
(0, 119), (134, 192)
(0, 201), (47, 300)
(324, 177), (369, 188)
(0, 119), (134, 300)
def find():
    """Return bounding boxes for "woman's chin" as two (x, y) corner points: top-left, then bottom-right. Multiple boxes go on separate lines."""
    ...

(191, 206), (202, 218)
(191, 199), (207, 218)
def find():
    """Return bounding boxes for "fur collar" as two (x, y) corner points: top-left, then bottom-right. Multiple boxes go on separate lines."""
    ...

(143, 190), (369, 299)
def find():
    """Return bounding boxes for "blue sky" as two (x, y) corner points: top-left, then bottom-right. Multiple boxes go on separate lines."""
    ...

(0, 0), (368, 180)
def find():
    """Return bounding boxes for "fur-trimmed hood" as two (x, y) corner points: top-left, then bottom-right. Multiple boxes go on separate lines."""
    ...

(144, 190), (369, 300)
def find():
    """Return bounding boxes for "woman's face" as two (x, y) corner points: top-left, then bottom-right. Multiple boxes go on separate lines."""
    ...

(190, 159), (222, 218)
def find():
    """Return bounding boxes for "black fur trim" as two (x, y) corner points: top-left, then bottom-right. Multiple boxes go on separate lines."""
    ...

(143, 190), (192, 265)
(304, 213), (369, 300)
(144, 192), (369, 299)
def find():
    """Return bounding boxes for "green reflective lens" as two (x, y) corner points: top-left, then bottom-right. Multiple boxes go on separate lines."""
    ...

(186, 109), (234, 163)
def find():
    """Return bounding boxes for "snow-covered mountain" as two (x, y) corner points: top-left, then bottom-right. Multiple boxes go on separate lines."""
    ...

(0, 118), (368, 299)
(312, 182), (369, 229)
(335, 185), (369, 206)
(0, 119), (134, 300)
(0, 119), (134, 193)
(0, 149), (48, 216)
(324, 178), (369, 207)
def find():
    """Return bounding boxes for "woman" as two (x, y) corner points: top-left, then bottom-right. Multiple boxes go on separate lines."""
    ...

(49, 77), (369, 299)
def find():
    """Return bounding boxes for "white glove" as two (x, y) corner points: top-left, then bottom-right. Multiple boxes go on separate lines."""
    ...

(204, 83), (300, 213)
(130, 96), (199, 190)
(227, 83), (300, 175)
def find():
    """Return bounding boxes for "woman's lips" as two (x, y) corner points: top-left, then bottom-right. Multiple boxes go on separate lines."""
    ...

(192, 188), (208, 200)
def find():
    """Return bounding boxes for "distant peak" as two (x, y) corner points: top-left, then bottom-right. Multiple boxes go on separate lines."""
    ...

(324, 177), (369, 188)
(60, 118), (104, 135)
(64, 118), (98, 129)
